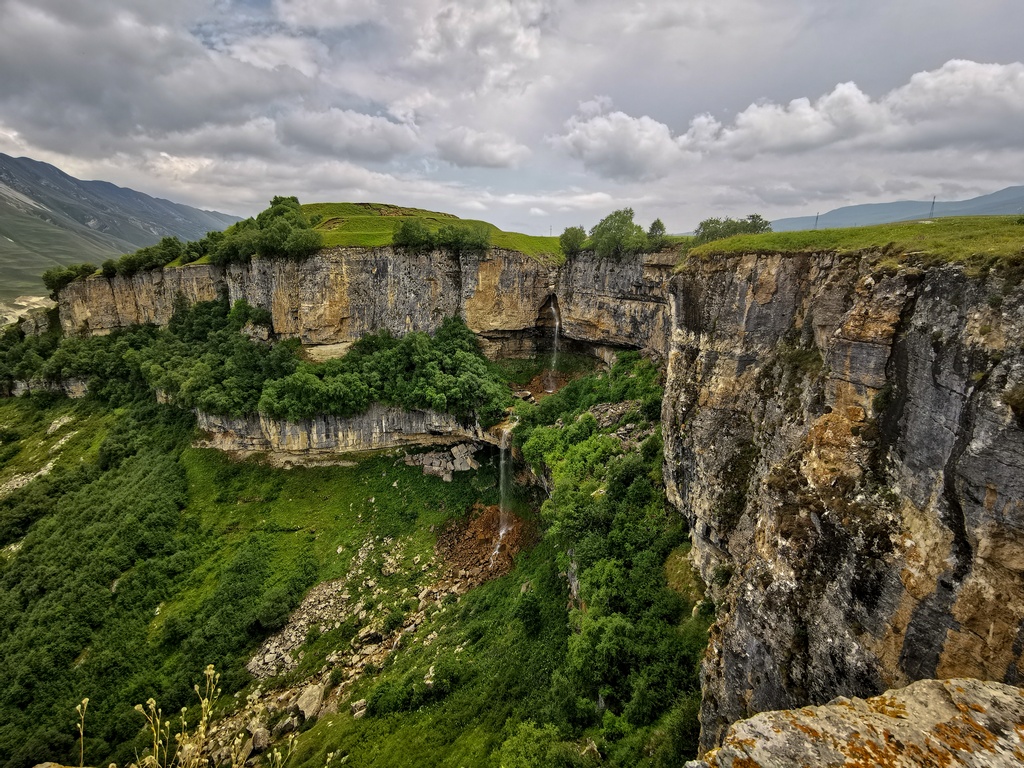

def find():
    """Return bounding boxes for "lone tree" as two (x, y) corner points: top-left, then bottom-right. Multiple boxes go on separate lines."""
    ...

(693, 214), (771, 245)
(559, 226), (587, 257)
(589, 208), (648, 258)
(647, 218), (667, 251)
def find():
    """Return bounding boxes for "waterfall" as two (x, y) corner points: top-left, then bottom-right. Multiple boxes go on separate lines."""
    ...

(544, 304), (561, 393)
(490, 425), (512, 568)
(499, 426), (509, 527)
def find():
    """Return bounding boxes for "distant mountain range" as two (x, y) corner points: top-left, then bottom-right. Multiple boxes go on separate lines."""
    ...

(0, 153), (239, 302)
(771, 185), (1024, 232)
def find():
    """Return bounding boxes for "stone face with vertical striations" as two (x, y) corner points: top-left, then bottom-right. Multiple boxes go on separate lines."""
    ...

(56, 248), (674, 359)
(663, 252), (1024, 752)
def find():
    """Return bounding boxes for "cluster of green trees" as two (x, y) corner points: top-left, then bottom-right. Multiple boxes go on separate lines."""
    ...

(39, 197), (325, 292)
(500, 353), (708, 762)
(391, 219), (490, 256)
(2, 299), (510, 427)
(559, 209), (667, 259)
(208, 196), (322, 265)
(40, 263), (97, 300)
(692, 214), (772, 244)
(258, 317), (510, 425)
(559, 209), (772, 260)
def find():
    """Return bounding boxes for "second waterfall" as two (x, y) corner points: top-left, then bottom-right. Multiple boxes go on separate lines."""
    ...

(544, 304), (561, 393)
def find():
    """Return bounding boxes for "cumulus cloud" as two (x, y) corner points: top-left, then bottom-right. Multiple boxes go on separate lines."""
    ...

(680, 60), (1024, 156)
(552, 97), (692, 180)
(277, 109), (419, 161)
(437, 128), (530, 168)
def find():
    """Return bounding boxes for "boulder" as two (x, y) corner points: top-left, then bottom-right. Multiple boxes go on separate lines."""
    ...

(687, 678), (1024, 768)
(294, 683), (325, 721)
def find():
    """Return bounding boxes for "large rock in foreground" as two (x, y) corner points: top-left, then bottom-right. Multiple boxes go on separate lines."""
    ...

(689, 678), (1024, 768)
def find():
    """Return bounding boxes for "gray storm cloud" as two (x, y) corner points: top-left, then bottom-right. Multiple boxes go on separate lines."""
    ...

(0, 0), (1021, 231)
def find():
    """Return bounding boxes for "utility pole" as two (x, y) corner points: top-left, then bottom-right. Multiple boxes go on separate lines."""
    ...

(929, 195), (936, 219)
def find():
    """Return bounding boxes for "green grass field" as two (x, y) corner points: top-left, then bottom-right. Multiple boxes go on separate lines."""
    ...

(687, 215), (1024, 267)
(303, 202), (564, 262)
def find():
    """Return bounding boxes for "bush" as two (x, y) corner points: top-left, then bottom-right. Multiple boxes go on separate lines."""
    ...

(41, 263), (96, 299)
(392, 219), (436, 252)
(559, 226), (587, 257)
(693, 214), (771, 244)
(436, 223), (490, 257)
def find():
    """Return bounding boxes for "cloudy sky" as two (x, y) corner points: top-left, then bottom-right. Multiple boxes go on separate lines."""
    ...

(1, 0), (1023, 234)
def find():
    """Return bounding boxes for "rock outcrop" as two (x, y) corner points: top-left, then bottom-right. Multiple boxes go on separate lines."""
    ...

(688, 678), (1024, 768)
(663, 252), (1024, 751)
(56, 247), (673, 359)
(195, 405), (484, 458)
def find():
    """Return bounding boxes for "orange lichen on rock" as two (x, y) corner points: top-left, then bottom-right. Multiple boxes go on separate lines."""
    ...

(688, 679), (1024, 768)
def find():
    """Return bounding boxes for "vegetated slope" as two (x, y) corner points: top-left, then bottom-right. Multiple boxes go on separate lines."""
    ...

(0, 153), (239, 301)
(772, 184), (1024, 231)
(305, 202), (562, 260)
(0, 296), (708, 767)
(687, 215), (1024, 266)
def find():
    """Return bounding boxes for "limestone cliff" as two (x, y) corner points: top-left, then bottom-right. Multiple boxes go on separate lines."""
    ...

(195, 406), (484, 458)
(56, 248), (671, 359)
(663, 252), (1024, 751)
(688, 678), (1024, 768)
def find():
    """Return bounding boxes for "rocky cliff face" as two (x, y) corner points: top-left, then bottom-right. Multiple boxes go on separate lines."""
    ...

(663, 252), (1024, 751)
(688, 678), (1024, 768)
(195, 406), (484, 459)
(57, 248), (672, 359)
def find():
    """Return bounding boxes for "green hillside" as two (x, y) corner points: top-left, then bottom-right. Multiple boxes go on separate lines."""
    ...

(304, 202), (563, 261)
(687, 215), (1024, 267)
(0, 198), (126, 301)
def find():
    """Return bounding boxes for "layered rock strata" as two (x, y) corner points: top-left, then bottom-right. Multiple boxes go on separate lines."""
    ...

(663, 252), (1024, 752)
(56, 248), (673, 359)
(195, 406), (484, 457)
(688, 678), (1024, 768)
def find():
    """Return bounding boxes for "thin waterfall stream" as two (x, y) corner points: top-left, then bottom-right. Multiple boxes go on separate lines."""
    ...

(490, 425), (512, 568)
(544, 304), (561, 393)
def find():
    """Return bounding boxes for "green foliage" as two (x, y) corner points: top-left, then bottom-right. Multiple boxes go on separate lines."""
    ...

(41, 263), (96, 300)
(559, 226), (587, 257)
(259, 316), (510, 426)
(392, 219), (437, 252)
(589, 209), (648, 258)
(210, 197), (323, 265)
(0, 389), (502, 768)
(391, 220), (490, 257)
(435, 223), (490, 257)
(693, 214), (772, 245)
(646, 219), (667, 252)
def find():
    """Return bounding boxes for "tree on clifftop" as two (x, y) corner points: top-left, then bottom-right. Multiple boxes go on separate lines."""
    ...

(589, 208), (648, 258)
(693, 214), (771, 244)
(559, 226), (587, 257)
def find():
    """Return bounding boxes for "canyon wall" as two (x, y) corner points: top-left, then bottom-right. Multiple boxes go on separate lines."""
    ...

(663, 252), (1024, 752)
(54, 242), (1024, 757)
(195, 405), (484, 457)
(56, 247), (673, 359)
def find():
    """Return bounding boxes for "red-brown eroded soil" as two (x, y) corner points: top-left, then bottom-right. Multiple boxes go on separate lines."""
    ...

(435, 503), (533, 586)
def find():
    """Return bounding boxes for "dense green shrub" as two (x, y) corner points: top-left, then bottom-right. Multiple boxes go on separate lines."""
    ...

(693, 214), (771, 244)
(41, 263), (96, 299)
(589, 209), (648, 258)
(258, 316), (510, 425)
